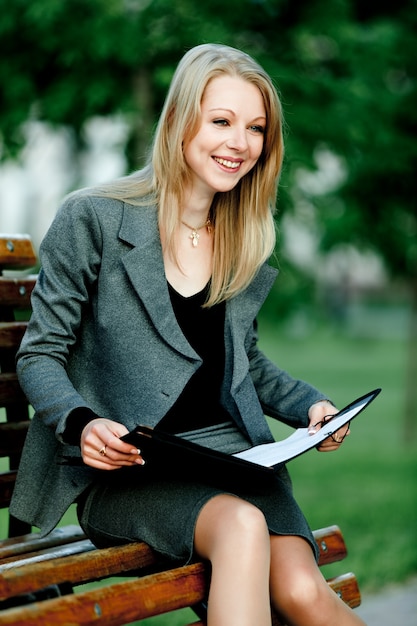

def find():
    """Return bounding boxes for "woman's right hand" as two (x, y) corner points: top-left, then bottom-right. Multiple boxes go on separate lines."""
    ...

(81, 418), (145, 470)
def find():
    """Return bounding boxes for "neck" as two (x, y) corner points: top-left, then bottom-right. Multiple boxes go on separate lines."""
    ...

(182, 189), (214, 226)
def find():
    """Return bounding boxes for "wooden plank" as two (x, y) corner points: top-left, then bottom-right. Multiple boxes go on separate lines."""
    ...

(0, 374), (27, 405)
(0, 526), (347, 603)
(327, 572), (361, 609)
(0, 563), (208, 625)
(187, 572), (361, 626)
(0, 422), (30, 457)
(0, 323), (28, 349)
(0, 278), (36, 308)
(0, 539), (96, 569)
(0, 472), (17, 509)
(0, 541), (158, 601)
(0, 526), (86, 560)
(0, 237), (37, 271)
(313, 524), (347, 565)
(0, 567), (360, 625)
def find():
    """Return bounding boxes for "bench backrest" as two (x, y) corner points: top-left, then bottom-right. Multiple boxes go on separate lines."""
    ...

(0, 235), (38, 537)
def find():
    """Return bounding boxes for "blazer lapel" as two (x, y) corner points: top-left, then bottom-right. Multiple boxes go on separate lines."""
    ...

(119, 203), (200, 361)
(118, 201), (278, 370)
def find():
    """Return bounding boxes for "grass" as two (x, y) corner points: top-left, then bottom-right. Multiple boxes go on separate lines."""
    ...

(257, 317), (417, 593)
(1, 317), (416, 624)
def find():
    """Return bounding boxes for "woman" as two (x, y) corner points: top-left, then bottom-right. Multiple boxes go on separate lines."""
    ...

(11, 44), (365, 625)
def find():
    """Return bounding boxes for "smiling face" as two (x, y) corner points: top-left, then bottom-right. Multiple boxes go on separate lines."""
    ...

(183, 75), (266, 202)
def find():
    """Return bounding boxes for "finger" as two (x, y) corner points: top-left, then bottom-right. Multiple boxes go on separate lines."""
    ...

(81, 419), (142, 463)
(317, 427), (349, 451)
(332, 424), (350, 443)
(308, 406), (338, 434)
(82, 441), (145, 468)
(83, 452), (145, 469)
(104, 446), (145, 466)
(317, 432), (341, 449)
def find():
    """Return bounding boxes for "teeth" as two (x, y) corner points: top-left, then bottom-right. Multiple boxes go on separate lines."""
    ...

(215, 157), (240, 169)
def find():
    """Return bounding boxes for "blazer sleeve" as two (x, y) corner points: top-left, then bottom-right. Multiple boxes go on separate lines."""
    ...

(16, 193), (103, 440)
(247, 321), (328, 428)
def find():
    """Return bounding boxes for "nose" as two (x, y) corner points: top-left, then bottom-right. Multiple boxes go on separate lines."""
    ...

(226, 126), (249, 152)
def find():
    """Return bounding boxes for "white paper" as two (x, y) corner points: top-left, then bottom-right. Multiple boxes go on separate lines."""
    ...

(233, 398), (370, 468)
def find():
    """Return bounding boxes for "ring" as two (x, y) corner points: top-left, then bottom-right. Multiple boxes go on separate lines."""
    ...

(99, 445), (107, 457)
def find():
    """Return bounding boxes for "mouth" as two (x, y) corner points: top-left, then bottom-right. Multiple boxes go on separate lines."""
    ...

(213, 157), (242, 171)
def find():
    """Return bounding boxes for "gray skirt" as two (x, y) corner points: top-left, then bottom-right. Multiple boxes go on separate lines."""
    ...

(78, 422), (318, 563)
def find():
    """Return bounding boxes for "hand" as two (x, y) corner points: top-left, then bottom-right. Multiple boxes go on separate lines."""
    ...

(80, 418), (145, 470)
(307, 400), (350, 452)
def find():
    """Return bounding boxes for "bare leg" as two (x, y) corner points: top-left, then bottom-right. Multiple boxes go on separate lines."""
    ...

(194, 494), (272, 626)
(269, 535), (367, 626)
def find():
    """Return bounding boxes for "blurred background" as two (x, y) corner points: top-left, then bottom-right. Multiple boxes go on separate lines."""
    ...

(1, 0), (416, 614)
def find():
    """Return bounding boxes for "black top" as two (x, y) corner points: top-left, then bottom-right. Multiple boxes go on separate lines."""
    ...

(64, 282), (230, 445)
(157, 282), (232, 433)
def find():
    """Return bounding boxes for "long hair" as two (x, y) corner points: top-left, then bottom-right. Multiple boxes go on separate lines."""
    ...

(96, 43), (284, 305)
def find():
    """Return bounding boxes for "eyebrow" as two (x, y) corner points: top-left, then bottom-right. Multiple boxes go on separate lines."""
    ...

(208, 108), (266, 121)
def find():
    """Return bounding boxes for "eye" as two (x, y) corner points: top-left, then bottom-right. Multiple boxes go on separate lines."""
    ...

(249, 124), (265, 134)
(213, 118), (229, 127)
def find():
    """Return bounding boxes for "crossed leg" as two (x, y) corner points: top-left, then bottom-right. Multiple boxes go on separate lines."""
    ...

(194, 494), (367, 626)
(269, 534), (367, 626)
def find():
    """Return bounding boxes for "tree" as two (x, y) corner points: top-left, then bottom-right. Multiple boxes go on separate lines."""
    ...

(1, 0), (416, 438)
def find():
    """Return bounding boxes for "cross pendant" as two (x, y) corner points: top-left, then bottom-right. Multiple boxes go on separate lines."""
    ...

(190, 230), (200, 247)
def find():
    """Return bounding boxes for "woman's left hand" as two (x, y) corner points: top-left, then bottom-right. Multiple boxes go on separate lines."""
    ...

(307, 400), (350, 452)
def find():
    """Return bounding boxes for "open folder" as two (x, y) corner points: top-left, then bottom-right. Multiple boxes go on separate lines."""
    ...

(121, 388), (381, 489)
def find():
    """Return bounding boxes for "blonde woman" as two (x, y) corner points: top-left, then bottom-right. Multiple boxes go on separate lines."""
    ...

(12, 44), (364, 626)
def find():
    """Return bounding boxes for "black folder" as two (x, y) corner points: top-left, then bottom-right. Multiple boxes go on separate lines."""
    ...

(121, 423), (277, 490)
(121, 388), (381, 490)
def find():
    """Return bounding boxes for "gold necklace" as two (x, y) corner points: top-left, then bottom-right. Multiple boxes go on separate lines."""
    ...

(181, 217), (212, 247)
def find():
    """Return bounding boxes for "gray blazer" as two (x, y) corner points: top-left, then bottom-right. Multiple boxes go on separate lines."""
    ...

(10, 192), (325, 534)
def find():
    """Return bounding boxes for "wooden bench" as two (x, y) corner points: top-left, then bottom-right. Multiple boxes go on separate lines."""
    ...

(0, 234), (362, 625)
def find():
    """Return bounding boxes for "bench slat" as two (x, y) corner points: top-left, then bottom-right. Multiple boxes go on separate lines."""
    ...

(0, 539), (96, 569)
(0, 278), (36, 308)
(0, 568), (360, 626)
(0, 323), (28, 350)
(312, 524), (347, 565)
(327, 572), (361, 609)
(0, 374), (27, 406)
(0, 526), (346, 602)
(0, 237), (37, 271)
(0, 563), (207, 625)
(0, 422), (30, 457)
(0, 526), (86, 560)
(0, 473), (17, 509)
(0, 541), (157, 601)
(188, 574), (361, 626)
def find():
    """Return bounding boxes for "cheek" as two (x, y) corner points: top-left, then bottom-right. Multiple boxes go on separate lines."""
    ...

(253, 137), (265, 160)
(244, 131), (263, 163)
(183, 140), (199, 170)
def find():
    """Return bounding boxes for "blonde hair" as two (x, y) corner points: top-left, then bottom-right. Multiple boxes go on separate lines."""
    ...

(95, 43), (284, 305)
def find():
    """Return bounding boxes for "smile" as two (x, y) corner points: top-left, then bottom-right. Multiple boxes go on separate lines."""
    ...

(213, 157), (241, 170)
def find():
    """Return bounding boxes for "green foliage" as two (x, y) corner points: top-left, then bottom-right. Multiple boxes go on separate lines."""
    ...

(257, 321), (417, 593)
(1, 0), (415, 278)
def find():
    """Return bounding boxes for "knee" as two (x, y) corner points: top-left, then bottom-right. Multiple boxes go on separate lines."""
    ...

(274, 570), (328, 616)
(195, 495), (269, 559)
(226, 499), (269, 543)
